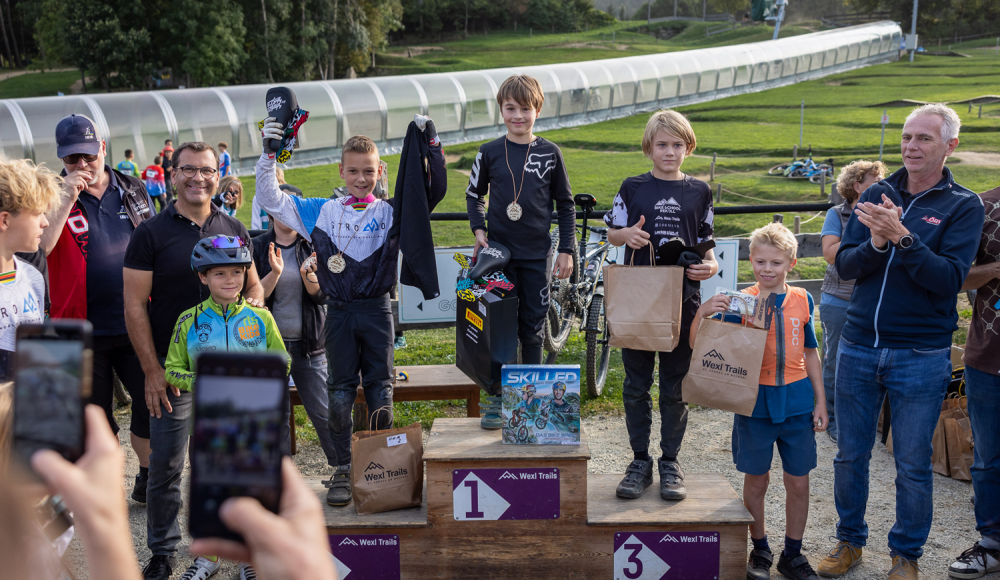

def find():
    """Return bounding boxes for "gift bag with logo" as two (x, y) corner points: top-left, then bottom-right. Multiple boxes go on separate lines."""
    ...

(945, 415), (974, 481)
(603, 246), (684, 352)
(351, 408), (423, 514)
(681, 314), (766, 417)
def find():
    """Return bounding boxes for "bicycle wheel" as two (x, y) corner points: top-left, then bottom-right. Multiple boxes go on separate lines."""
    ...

(788, 167), (809, 179)
(585, 295), (611, 397)
(767, 163), (791, 176)
(543, 279), (577, 353)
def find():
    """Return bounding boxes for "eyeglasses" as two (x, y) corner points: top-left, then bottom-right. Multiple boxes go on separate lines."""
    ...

(210, 236), (245, 249)
(178, 166), (218, 178)
(62, 153), (99, 165)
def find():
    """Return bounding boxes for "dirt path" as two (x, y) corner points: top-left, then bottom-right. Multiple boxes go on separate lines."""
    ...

(952, 151), (1000, 168)
(0, 67), (75, 83)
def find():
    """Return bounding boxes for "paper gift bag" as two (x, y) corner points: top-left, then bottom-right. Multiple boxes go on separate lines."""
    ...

(681, 317), (766, 417)
(930, 402), (969, 477)
(456, 290), (519, 396)
(945, 415), (974, 481)
(604, 246), (684, 352)
(350, 410), (423, 514)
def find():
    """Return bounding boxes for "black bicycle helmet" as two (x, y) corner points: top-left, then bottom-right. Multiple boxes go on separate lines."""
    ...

(191, 235), (252, 273)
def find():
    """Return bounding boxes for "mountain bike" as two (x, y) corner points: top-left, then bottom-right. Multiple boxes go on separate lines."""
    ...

(768, 149), (834, 181)
(542, 193), (613, 397)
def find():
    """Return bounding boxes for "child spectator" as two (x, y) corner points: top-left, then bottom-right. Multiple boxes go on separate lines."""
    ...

(164, 234), (288, 580)
(819, 160), (885, 443)
(143, 156), (166, 211)
(213, 175), (244, 218)
(691, 222), (827, 580)
(116, 149), (139, 177)
(0, 157), (58, 380)
(218, 142), (232, 177)
(604, 110), (717, 501)
(255, 118), (445, 507)
(465, 74), (576, 427)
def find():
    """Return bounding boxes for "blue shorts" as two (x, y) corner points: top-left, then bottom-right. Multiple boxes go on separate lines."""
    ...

(732, 412), (817, 477)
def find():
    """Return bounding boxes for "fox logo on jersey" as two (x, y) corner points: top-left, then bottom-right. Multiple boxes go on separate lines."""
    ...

(525, 153), (556, 179)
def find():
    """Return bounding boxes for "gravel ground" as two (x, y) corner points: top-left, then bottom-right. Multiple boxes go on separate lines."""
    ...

(63, 407), (975, 579)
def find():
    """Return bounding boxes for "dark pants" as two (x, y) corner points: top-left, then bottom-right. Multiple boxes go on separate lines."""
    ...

(325, 295), (394, 467)
(503, 256), (552, 365)
(150, 195), (166, 212)
(87, 334), (149, 438)
(622, 343), (692, 460)
(285, 340), (337, 467)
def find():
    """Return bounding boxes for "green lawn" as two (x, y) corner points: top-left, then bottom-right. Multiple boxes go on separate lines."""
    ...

(0, 70), (83, 99)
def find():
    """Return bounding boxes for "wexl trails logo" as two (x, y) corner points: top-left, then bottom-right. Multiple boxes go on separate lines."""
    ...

(699, 348), (748, 377)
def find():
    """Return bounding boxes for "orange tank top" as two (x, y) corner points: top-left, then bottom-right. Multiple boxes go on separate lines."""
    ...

(743, 284), (811, 386)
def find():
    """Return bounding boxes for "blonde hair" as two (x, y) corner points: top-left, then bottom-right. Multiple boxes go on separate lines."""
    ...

(0, 157), (61, 215)
(642, 110), (697, 158)
(342, 135), (379, 159)
(749, 222), (798, 260)
(906, 103), (961, 142)
(496, 74), (545, 112)
(218, 175), (244, 210)
(836, 160), (886, 204)
(274, 166), (286, 185)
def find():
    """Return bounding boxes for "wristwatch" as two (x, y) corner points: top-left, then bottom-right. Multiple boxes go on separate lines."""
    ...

(895, 233), (914, 250)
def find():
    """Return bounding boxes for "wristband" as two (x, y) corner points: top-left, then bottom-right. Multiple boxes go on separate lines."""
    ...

(871, 239), (890, 253)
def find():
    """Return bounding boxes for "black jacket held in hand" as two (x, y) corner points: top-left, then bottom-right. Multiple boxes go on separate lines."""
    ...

(390, 121), (448, 300)
(251, 230), (326, 356)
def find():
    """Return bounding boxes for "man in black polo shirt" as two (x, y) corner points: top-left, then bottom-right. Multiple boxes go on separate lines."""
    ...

(123, 141), (264, 580)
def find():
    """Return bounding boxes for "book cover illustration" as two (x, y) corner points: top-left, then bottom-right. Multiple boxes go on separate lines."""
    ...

(501, 365), (581, 445)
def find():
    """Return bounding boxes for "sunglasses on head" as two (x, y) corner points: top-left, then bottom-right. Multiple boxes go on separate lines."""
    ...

(62, 153), (99, 165)
(210, 237), (245, 249)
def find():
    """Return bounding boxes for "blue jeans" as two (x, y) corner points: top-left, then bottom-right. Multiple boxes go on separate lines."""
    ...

(833, 338), (950, 560)
(819, 295), (849, 436)
(147, 389), (192, 556)
(286, 340), (337, 467)
(965, 365), (1000, 544)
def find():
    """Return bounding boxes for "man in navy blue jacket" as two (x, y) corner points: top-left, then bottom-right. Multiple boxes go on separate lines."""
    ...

(815, 104), (985, 580)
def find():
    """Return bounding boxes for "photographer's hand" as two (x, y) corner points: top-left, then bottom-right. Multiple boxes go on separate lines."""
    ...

(190, 458), (336, 580)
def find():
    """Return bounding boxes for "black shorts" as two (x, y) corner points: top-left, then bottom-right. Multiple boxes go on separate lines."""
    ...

(88, 334), (150, 438)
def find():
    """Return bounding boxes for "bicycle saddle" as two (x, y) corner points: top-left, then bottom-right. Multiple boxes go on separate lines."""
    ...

(469, 241), (511, 279)
(264, 87), (298, 154)
(574, 193), (597, 212)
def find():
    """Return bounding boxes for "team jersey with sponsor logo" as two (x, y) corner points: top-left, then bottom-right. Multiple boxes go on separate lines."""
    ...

(0, 257), (46, 352)
(253, 154), (398, 302)
(165, 295), (287, 392)
(465, 136), (576, 260)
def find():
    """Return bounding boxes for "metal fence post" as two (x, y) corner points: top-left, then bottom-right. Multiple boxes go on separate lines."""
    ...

(799, 100), (804, 149)
(793, 145), (798, 160)
(710, 152), (717, 181)
(773, 214), (784, 224)
(820, 171), (826, 197)
(716, 183), (722, 203)
(979, 105), (983, 119)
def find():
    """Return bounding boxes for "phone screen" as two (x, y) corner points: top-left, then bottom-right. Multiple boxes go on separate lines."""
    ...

(190, 373), (285, 540)
(13, 338), (86, 465)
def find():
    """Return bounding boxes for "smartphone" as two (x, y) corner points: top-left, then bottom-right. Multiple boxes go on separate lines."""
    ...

(12, 321), (93, 469)
(188, 352), (287, 542)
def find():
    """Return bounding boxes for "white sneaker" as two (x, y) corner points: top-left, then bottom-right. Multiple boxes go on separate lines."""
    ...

(949, 542), (1000, 579)
(179, 557), (221, 580)
(239, 563), (258, 580)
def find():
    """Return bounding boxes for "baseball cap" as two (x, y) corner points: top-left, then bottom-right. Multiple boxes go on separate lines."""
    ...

(56, 114), (101, 158)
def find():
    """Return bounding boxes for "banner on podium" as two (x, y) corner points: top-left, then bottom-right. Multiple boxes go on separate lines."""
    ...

(452, 467), (560, 521)
(329, 534), (400, 580)
(613, 531), (720, 580)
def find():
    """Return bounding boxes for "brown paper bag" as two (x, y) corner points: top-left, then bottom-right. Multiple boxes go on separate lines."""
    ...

(945, 416), (974, 481)
(604, 246), (684, 352)
(350, 409), (423, 514)
(681, 317), (766, 416)
(931, 416), (949, 476)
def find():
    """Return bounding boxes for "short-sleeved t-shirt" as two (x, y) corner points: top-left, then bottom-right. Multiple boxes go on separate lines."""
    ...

(219, 151), (231, 177)
(144, 165), (165, 196)
(116, 160), (138, 177)
(605, 173), (714, 329)
(964, 187), (1000, 375)
(0, 257), (46, 380)
(821, 207), (843, 238)
(123, 202), (250, 358)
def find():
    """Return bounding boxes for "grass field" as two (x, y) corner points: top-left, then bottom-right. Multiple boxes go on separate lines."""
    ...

(244, 48), (997, 434)
(0, 70), (82, 99)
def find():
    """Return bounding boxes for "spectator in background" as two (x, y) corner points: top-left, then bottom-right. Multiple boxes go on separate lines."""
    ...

(251, 166), (302, 230)
(218, 142), (232, 177)
(213, 175), (243, 218)
(252, 216), (339, 469)
(949, 185), (1000, 579)
(819, 104), (985, 580)
(116, 149), (139, 177)
(159, 140), (174, 204)
(144, 156), (166, 211)
(50, 114), (157, 506)
(818, 160), (885, 443)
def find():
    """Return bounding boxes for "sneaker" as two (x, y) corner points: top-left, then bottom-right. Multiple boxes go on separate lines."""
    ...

(179, 556), (221, 580)
(949, 542), (1000, 579)
(658, 459), (687, 501)
(747, 548), (774, 580)
(778, 552), (820, 580)
(615, 459), (653, 499)
(817, 541), (862, 578)
(326, 465), (352, 506)
(142, 555), (173, 580)
(827, 428), (838, 444)
(131, 470), (148, 504)
(394, 336), (407, 349)
(239, 563), (259, 580)
(480, 395), (503, 430)
(887, 556), (918, 580)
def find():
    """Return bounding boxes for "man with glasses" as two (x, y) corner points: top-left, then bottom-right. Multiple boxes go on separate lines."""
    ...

(49, 113), (157, 504)
(124, 141), (266, 580)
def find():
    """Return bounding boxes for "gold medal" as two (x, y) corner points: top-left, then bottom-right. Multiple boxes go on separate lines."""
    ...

(506, 202), (523, 221)
(327, 254), (346, 274)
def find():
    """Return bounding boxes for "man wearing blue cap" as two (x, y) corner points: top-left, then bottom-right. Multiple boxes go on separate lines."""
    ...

(48, 113), (157, 504)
